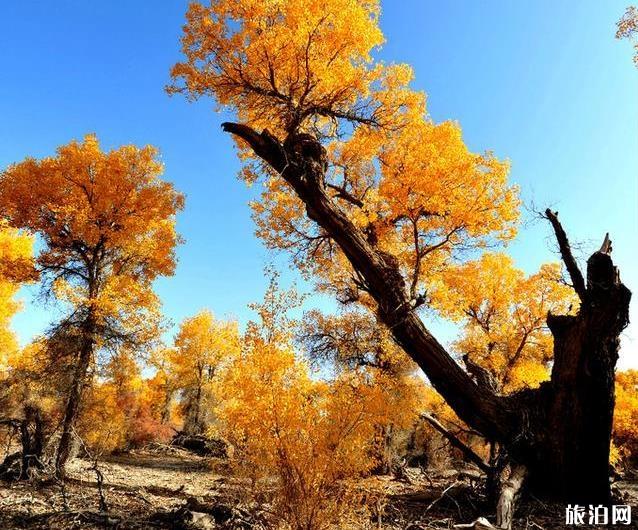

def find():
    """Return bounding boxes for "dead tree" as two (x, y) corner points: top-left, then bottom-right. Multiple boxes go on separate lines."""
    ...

(220, 123), (631, 522)
(0, 405), (46, 479)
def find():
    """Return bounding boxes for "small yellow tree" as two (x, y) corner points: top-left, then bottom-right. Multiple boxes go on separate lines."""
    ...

(613, 370), (638, 467)
(0, 222), (36, 377)
(216, 333), (380, 529)
(172, 310), (240, 434)
(303, 309), (428, 472)
(213, 280), (398, 529)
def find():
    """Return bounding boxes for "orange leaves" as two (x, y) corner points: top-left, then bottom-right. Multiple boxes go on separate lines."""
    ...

(1, 134), (183, 281)
(0, 134), (184, 347)
(170, 0), (385, 135)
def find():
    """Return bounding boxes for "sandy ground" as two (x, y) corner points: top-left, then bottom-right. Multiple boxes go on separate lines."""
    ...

(0, 449), (636, 529)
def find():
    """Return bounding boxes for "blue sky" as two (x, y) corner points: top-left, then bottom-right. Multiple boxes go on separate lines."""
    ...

(1, 1), (637, 368)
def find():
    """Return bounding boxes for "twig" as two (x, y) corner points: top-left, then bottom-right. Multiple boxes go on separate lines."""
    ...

(72, 427), (109, 513)
(424, 481), (461, 514)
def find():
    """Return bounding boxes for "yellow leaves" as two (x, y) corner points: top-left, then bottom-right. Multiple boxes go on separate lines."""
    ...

(432, 253), (577, 392)
(613, 369), (638, 465)
(170, 0), (386, 135)
(213, 337), (379, 528)
(78, 382), (128, 454)
(0, 223), (35, 371)
(171, 1), (522, 308)
(168, 310), (240, 432)
(78, 348), (176, 453)
(173, 310), (240, 380)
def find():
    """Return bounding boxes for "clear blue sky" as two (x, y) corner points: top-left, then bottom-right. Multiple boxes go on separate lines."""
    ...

(1, 1), (637, 368)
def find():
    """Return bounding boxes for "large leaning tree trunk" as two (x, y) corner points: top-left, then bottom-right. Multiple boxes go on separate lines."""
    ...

(220, 123), (631, 507)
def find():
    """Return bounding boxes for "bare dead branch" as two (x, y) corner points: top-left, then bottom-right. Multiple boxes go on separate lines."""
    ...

(544, 209), (587, 302)
(421, 412), (490, 474)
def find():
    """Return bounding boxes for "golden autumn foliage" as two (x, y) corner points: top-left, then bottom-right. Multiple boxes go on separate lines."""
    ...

(171, 310), (240, 434)
(613, 369), (638, 466)
(207, 279), (433, 529)
(170, 0), (519, 303)
(78, 350), (174, 453)
(302, 309), (431, 467)
(0, 134), (184, 348)
(1, 338), (66, 428)
(0, 135), (184, 473)
(213, 333), (375, 529)
(432, 253), (577, 392)
(0, 223), (35, 373)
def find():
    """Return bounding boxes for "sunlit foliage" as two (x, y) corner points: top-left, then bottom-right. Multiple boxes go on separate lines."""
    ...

(613, 370), (638, 466)
(78, 349), (175, 453)
(0, 134), (184, 349)
(213, 290), (388, 530)
(170, 310), (240, 434)
(432, 253), (577, 392)
(0, 223), (34, 363)
(170, 0), (519, 305)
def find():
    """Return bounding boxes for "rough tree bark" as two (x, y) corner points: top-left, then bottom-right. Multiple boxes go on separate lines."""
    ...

(220, 124), (631, 510)
(0, 405), (45, 479)
(55, 312), (96, 477)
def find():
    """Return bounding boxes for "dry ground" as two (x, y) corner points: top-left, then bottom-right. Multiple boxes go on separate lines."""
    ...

(0, 447), (636, 529)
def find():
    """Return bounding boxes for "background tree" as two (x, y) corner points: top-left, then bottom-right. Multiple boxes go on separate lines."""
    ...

(171, 309), (240, 435)
(147, 345), (180, 426)
(0, 135), (184, 476)
(170, 0), (631, 517)
(613, 369), (638, 468)
(0, 222), (36, 378)
(303, 309), (428, 473)
(432, 253), (578, 393)
(616, 6), (638, 66)
(77, 348), (175, 453)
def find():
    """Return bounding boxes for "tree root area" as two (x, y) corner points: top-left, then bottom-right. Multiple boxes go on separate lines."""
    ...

(1, 450), (637, 529)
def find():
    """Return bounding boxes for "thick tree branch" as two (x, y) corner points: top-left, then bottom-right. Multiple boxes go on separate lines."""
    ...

(222, 122), (517, 442)
(326, 182), (364, 207)
(545, 209), (587, 302)
(464, 354), (499, 394)
(221, 123), (287, 173)
(421, 412), (490, 474)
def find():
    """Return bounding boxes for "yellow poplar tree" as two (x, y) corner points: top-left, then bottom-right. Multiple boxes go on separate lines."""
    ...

(170, 0), (632, 510)
(613, 370), (638, 466)
(433, 253), (578, 393)
(0, 223), (35, 372)
(172, 309), (240, 435)
(0, 135), (184, 475)
(215, 281), (391, 530)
